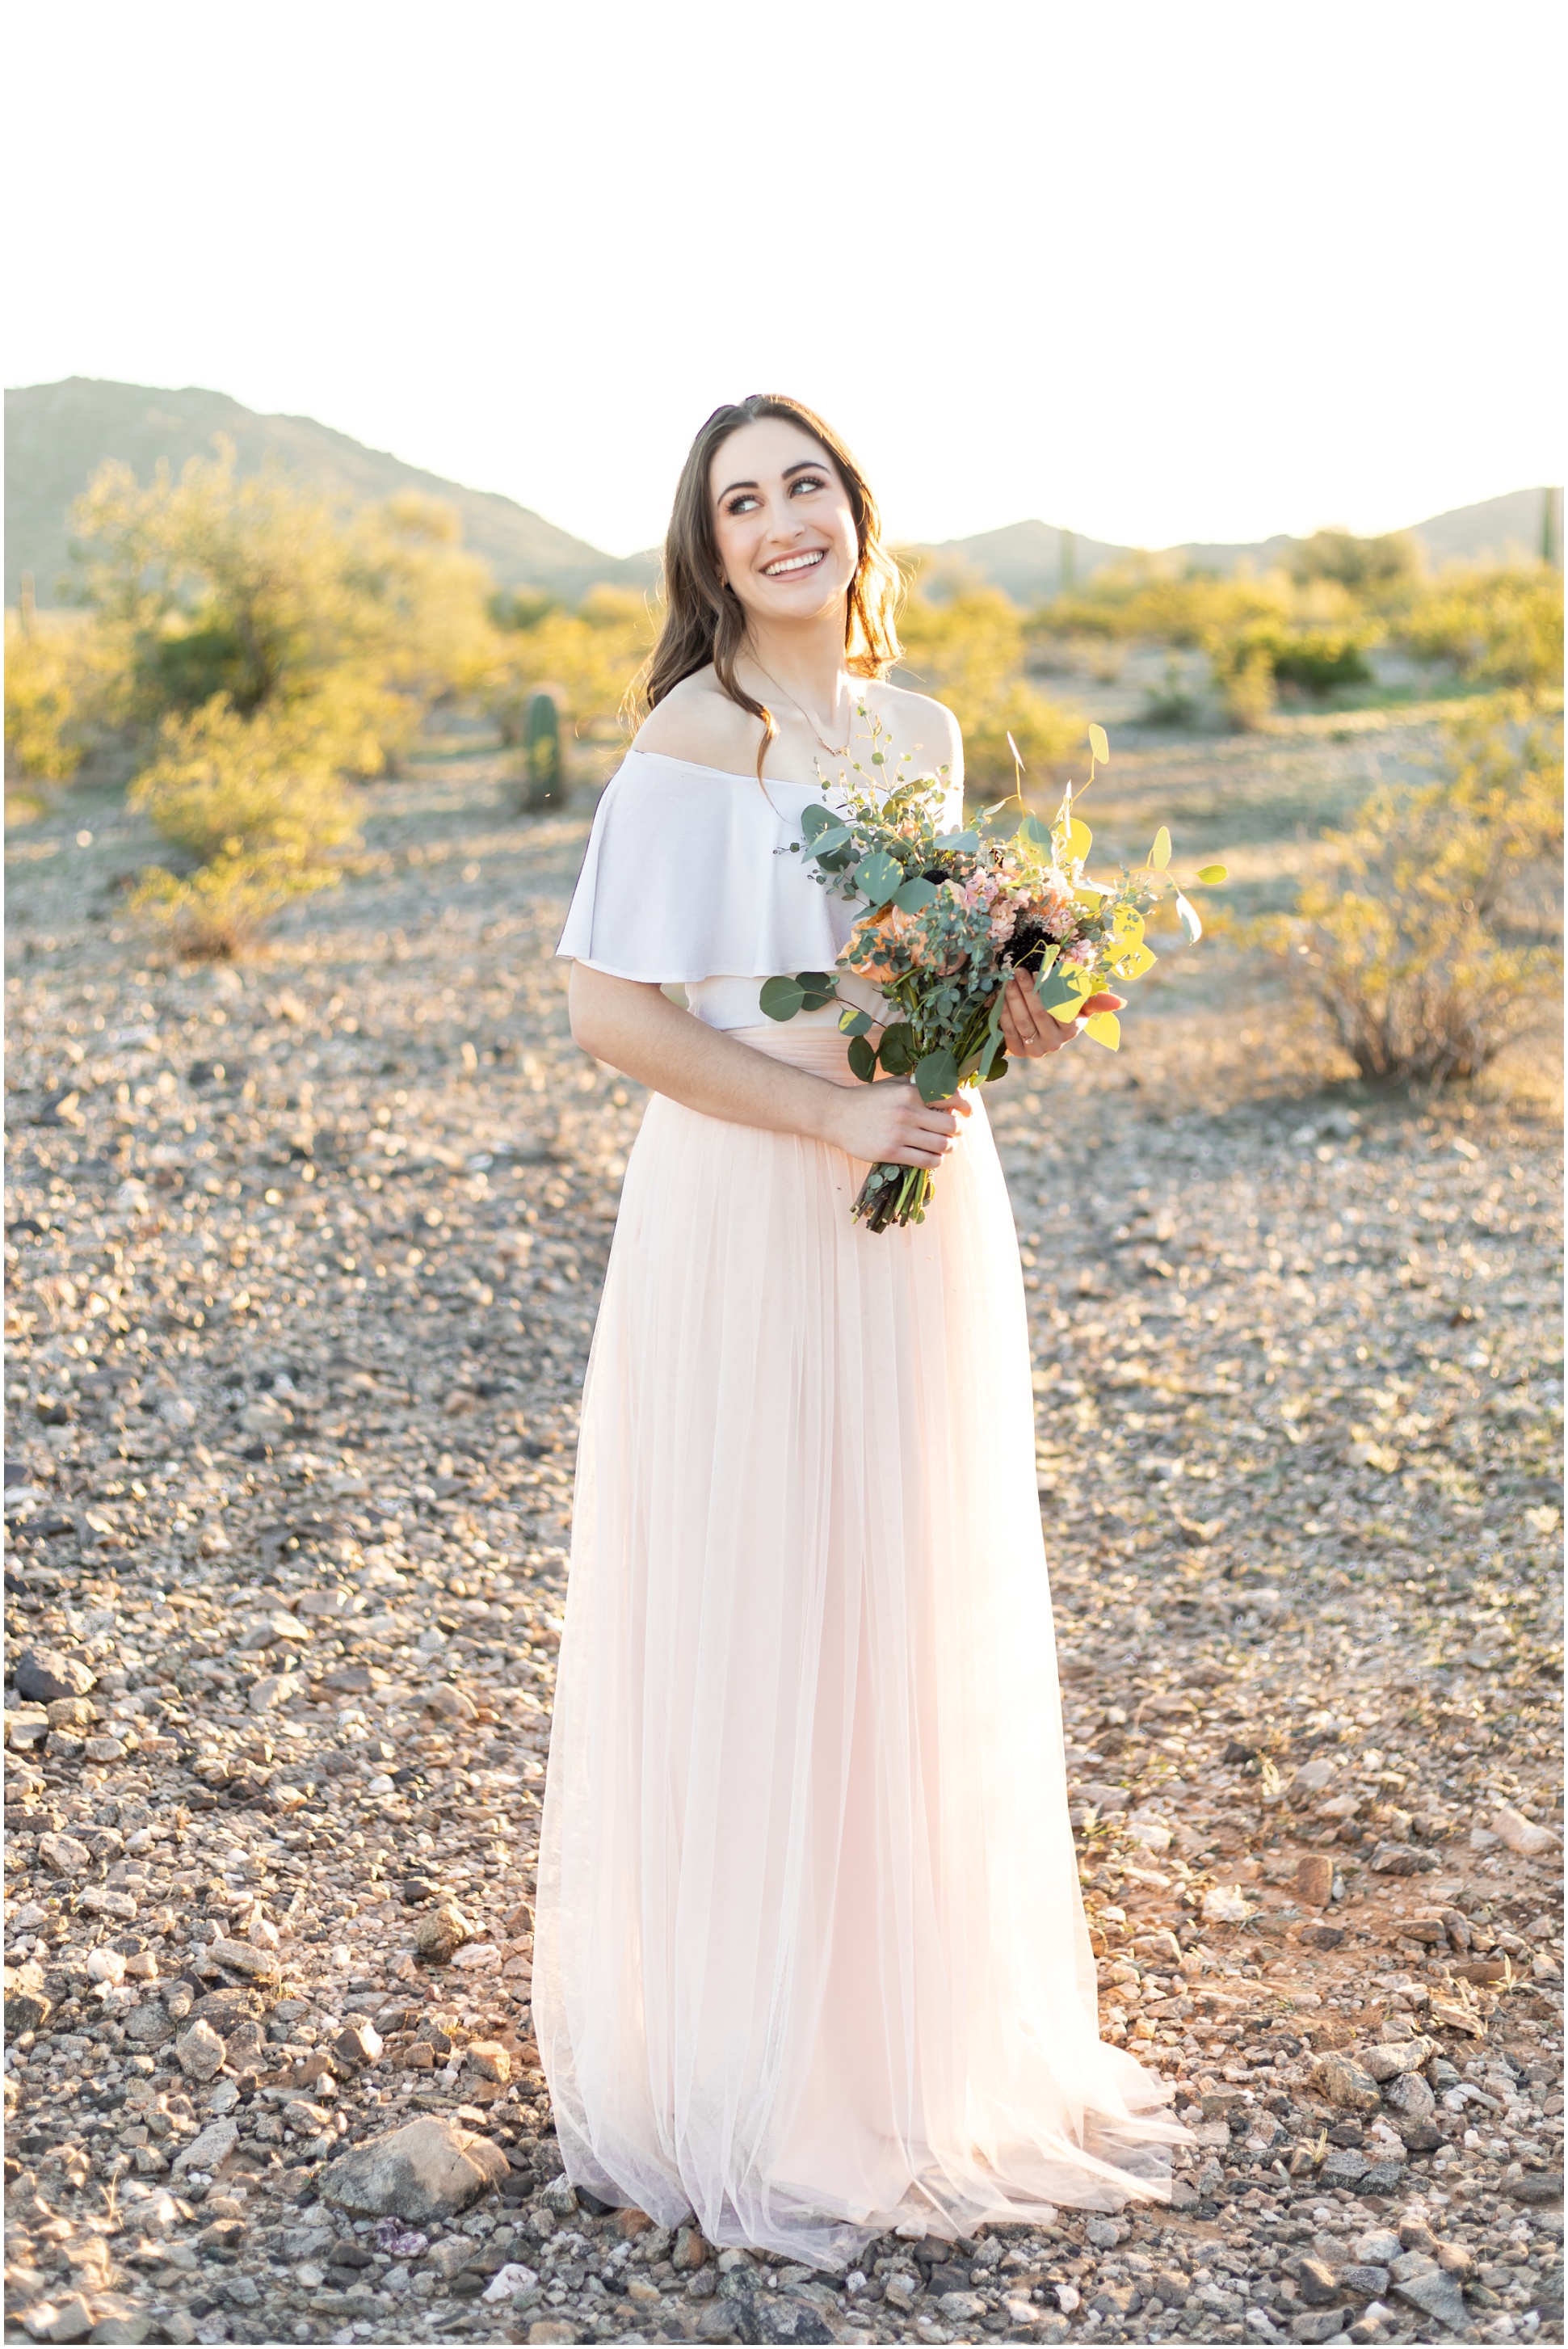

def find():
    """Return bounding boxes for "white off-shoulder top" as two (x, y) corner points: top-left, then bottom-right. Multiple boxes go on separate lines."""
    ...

(557, 751), (962, 1031)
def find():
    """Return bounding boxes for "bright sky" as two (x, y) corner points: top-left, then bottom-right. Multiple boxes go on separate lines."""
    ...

(9, 0), (1562, 558)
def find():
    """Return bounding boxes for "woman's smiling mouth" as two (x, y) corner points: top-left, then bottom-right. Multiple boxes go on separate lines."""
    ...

(761, 549), (826, 578)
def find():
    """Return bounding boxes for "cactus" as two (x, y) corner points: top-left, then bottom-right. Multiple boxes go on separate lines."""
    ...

(521, 691), (564, 811)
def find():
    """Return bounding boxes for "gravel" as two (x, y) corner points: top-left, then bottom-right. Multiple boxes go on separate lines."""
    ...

(5, 736), (1562, 2343)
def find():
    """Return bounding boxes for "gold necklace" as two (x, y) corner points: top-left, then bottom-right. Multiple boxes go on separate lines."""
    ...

(752, 662), (854, 760)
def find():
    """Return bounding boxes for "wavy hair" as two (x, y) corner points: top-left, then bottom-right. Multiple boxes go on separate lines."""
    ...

(637, 395), (904, 780)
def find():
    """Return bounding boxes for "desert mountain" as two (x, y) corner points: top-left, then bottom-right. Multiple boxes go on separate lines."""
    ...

(6, 377), (1556, 609)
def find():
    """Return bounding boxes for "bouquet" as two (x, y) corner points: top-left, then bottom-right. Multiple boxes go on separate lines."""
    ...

(763, 718), (1226, 1231)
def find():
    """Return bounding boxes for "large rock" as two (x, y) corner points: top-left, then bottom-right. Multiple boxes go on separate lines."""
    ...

(1391, 2263), (1468, 2331)
(206, 1937), (280, 1984)
(1362, 2037), (1435, 2081)
(4, 1960), (53, 2036)
(1312, 2052), (1381, 2114)
(13, 1648), (96, 1703)
(174, 2019), (226, 2082)
(173, 2115), (239, 2177)
(414, 1903), (471, 1965)
(319, 2117), (508, 2224)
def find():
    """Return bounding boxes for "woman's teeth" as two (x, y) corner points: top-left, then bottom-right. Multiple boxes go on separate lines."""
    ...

(763, 550), (826, 576)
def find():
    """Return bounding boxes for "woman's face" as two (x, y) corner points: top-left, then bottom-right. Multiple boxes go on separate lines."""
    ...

(709, 417), (860, 631)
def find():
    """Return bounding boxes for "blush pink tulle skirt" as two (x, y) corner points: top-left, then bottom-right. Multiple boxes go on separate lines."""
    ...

(533, 1025), (1186, 2267)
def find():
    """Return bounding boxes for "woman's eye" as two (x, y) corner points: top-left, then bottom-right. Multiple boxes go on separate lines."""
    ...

(790, 474), (827, 495)
(725, 493), (760, 516)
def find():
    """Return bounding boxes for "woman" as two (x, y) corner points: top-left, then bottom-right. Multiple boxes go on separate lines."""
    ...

(537, 395), (1187, 2267)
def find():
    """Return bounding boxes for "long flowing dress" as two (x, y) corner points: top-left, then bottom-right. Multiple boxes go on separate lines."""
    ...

(535, 748), (1187, 2268)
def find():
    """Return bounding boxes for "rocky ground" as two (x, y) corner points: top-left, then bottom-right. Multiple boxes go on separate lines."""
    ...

(5, 722), (1563, 2347)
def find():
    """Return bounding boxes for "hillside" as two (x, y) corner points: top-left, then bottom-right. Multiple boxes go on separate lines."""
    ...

(6, 376), (1557, 611)
(927, 488), (1559, 603)
(4, 377), (660, 606)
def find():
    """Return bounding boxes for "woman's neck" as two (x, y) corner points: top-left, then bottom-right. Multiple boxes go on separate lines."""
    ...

(736, 607), (851, 723)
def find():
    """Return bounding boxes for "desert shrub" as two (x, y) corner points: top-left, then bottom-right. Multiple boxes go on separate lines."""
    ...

(1207, 621), (1374, 727)
(897, 578), (1082, 786)
(129, 852), (330, 962)
(69, 445), (492, 772)
(1291, 528), (1419, 600)
(127, 695), (359, 958)
(484, 586), (656, 754)
(4, 605), (126, 782)
(1290, 702), (1562, 1082)
(1394, 566), (1563, 693)
(1032, 566), (1290, 649)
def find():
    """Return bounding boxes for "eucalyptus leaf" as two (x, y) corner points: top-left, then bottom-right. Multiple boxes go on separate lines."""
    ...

(1066, 817), (1093, 862)
(914, 1048), (960, 1105)
(892, 877), (940, 913)
(934, 828), (980, 852)
(1196, 863), (1229, 884)
(1083, 1011), (1121, 1050)
(847, 1035), (877, 1084)
(877, 1023), (918, 1076)
(854, 849), (904, 906)
(1109, 941), (1156, 982)
(759, 975), (805, 1022)
(1175, 890), (1204, 945)
(1088, 722), (1111, 765)
(1150, 825), (1172, 871)
(800, 802), (841, 842)
(1037, 966), (1091, 1018)
(839, 1007), (873, 1038)
(1019, 814), (1052, 850)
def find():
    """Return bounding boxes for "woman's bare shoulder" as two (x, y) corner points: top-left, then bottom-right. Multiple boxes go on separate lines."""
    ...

(633, 671), (762, 772)
(866, 680), (964, 779)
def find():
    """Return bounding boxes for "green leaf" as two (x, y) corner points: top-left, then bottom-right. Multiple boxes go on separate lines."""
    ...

(892, 877), (940, 913)
(854, 849), (904, 906)
(1083, 1010), (1120, 1050)
(759, 975), (805, 1022)
(1196, 863), (1229, 884)
(1109, 941), (1156, 981)
(1175, 890), (1203, 945)
(1065, 817), (1093, 862)
(839, 1007), (873, 1038)
(1037, 966), (1092, 1019)
(1149, 825), (1172, 870)
(934, 827), (979, 851)
(877, 1022), (918, 1076)
(1088, 722), (1111, 765)
(847, 1034), (877, 1083)
(801, 802), (840, 841)
(984, 1048), (1009, 1083)
(1019, 813), (1052, 850)
(914, 1048), (960, 1104)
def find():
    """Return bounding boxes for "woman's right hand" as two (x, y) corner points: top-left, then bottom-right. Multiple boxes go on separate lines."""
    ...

(822, 1076), (973, 1168)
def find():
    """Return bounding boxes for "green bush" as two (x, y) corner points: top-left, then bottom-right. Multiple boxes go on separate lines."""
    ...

(69, 445), (493, 773)
(1395, 566), (1563, 693)
(127, 695), (359, 958)
(4, 605), (125, 783)
(896, 579), (1082, 786)
(1289, 701), (1562, 1082)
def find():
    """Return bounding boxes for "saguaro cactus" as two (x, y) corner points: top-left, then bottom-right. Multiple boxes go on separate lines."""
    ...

(522, 691), (565, 811)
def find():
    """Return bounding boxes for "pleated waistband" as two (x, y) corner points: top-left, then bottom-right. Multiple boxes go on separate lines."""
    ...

(728, 1022), (864, 1088)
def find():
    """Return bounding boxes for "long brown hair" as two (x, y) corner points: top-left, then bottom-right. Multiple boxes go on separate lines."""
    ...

(638, 394), (904, 780)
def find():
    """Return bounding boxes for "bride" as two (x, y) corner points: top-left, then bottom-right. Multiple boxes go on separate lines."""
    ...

(536, 394), (1187, 2267)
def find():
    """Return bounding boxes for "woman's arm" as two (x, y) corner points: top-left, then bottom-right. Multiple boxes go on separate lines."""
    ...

(569, 965), (969, 1171)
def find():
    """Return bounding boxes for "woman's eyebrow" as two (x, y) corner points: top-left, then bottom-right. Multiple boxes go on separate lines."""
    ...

(715, 460), (828, 502)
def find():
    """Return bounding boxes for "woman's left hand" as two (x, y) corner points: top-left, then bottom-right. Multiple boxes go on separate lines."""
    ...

(1000, 970), (1127, 1059)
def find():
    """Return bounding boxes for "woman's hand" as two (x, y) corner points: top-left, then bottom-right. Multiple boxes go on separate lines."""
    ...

(824, 1076), (973, 1168)
(1001, 970), (1126, 1059)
